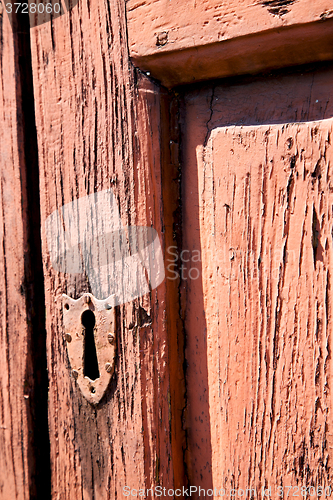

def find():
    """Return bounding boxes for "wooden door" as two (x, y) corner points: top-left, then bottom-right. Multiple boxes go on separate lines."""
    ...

(126, 1), (333, 496)
(2, 0), (333, 499)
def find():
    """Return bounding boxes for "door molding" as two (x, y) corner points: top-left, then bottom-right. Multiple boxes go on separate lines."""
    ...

(126, 0), (333, 87)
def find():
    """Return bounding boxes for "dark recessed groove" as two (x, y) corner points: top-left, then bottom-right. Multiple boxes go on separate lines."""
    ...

(12, 10), (52, 500)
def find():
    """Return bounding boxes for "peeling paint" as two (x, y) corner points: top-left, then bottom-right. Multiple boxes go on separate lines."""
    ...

(259, 0), (298, 16)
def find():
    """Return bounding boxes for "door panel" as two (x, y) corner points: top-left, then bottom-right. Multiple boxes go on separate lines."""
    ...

(182, 65), (333, 494)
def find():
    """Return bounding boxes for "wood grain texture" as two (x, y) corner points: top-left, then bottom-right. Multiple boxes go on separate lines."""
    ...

(127, 0), (333, 56)
(126, 0), (333, 87)
(0, 13), (30, 499)
(0, 7), (50, 500)
(181, 65), (333, 495)
(203, 120), (333, 493)
(29, 1), (185, 498)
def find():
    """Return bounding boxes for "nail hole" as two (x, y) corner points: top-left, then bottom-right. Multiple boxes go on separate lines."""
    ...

(82, 310), (100, 381)
(64, 303), (69, 310)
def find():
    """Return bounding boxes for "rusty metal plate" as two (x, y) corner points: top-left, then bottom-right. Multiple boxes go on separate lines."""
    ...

(62, 293), (116, 404)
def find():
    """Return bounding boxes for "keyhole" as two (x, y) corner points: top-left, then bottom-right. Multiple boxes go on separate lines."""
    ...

(82, 310), (100, 381)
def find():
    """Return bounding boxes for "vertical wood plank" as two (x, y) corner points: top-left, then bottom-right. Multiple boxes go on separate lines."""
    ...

(29, 1), (186, 497)
(201, 120), (333, 492)
(0, 12), (29, 497)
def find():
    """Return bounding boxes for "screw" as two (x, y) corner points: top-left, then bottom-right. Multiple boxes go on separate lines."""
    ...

(90, 386), (96, 393)
(65, 333), (72, 343)
(105, 362), (112, 373)
(156, 31), (168, 47)
(104, 303), (112, 310)
(108, 333), (115, 344)
(83, 295), (91, 304)
(229, 248), (235, 261)
(72, 369), (79, 379)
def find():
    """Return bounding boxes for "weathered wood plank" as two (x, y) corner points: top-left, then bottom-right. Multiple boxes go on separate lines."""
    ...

(202, 120), (333, 492)
(126, 0), (333, 87)
(127, 0), (333, 56)
(181, 65), (333, 493)
(29, 1), (185, 497)
(0, 6), (50, 500)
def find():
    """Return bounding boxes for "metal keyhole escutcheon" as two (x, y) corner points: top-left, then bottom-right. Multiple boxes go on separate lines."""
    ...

(62, 293), (116, 404)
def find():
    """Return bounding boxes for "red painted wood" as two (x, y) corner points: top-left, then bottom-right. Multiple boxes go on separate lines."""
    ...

(2, 1), (333, 498)
(127, 0), (333, 87)
(181, 65), (333, 496)
(28, 1), (186, 498)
